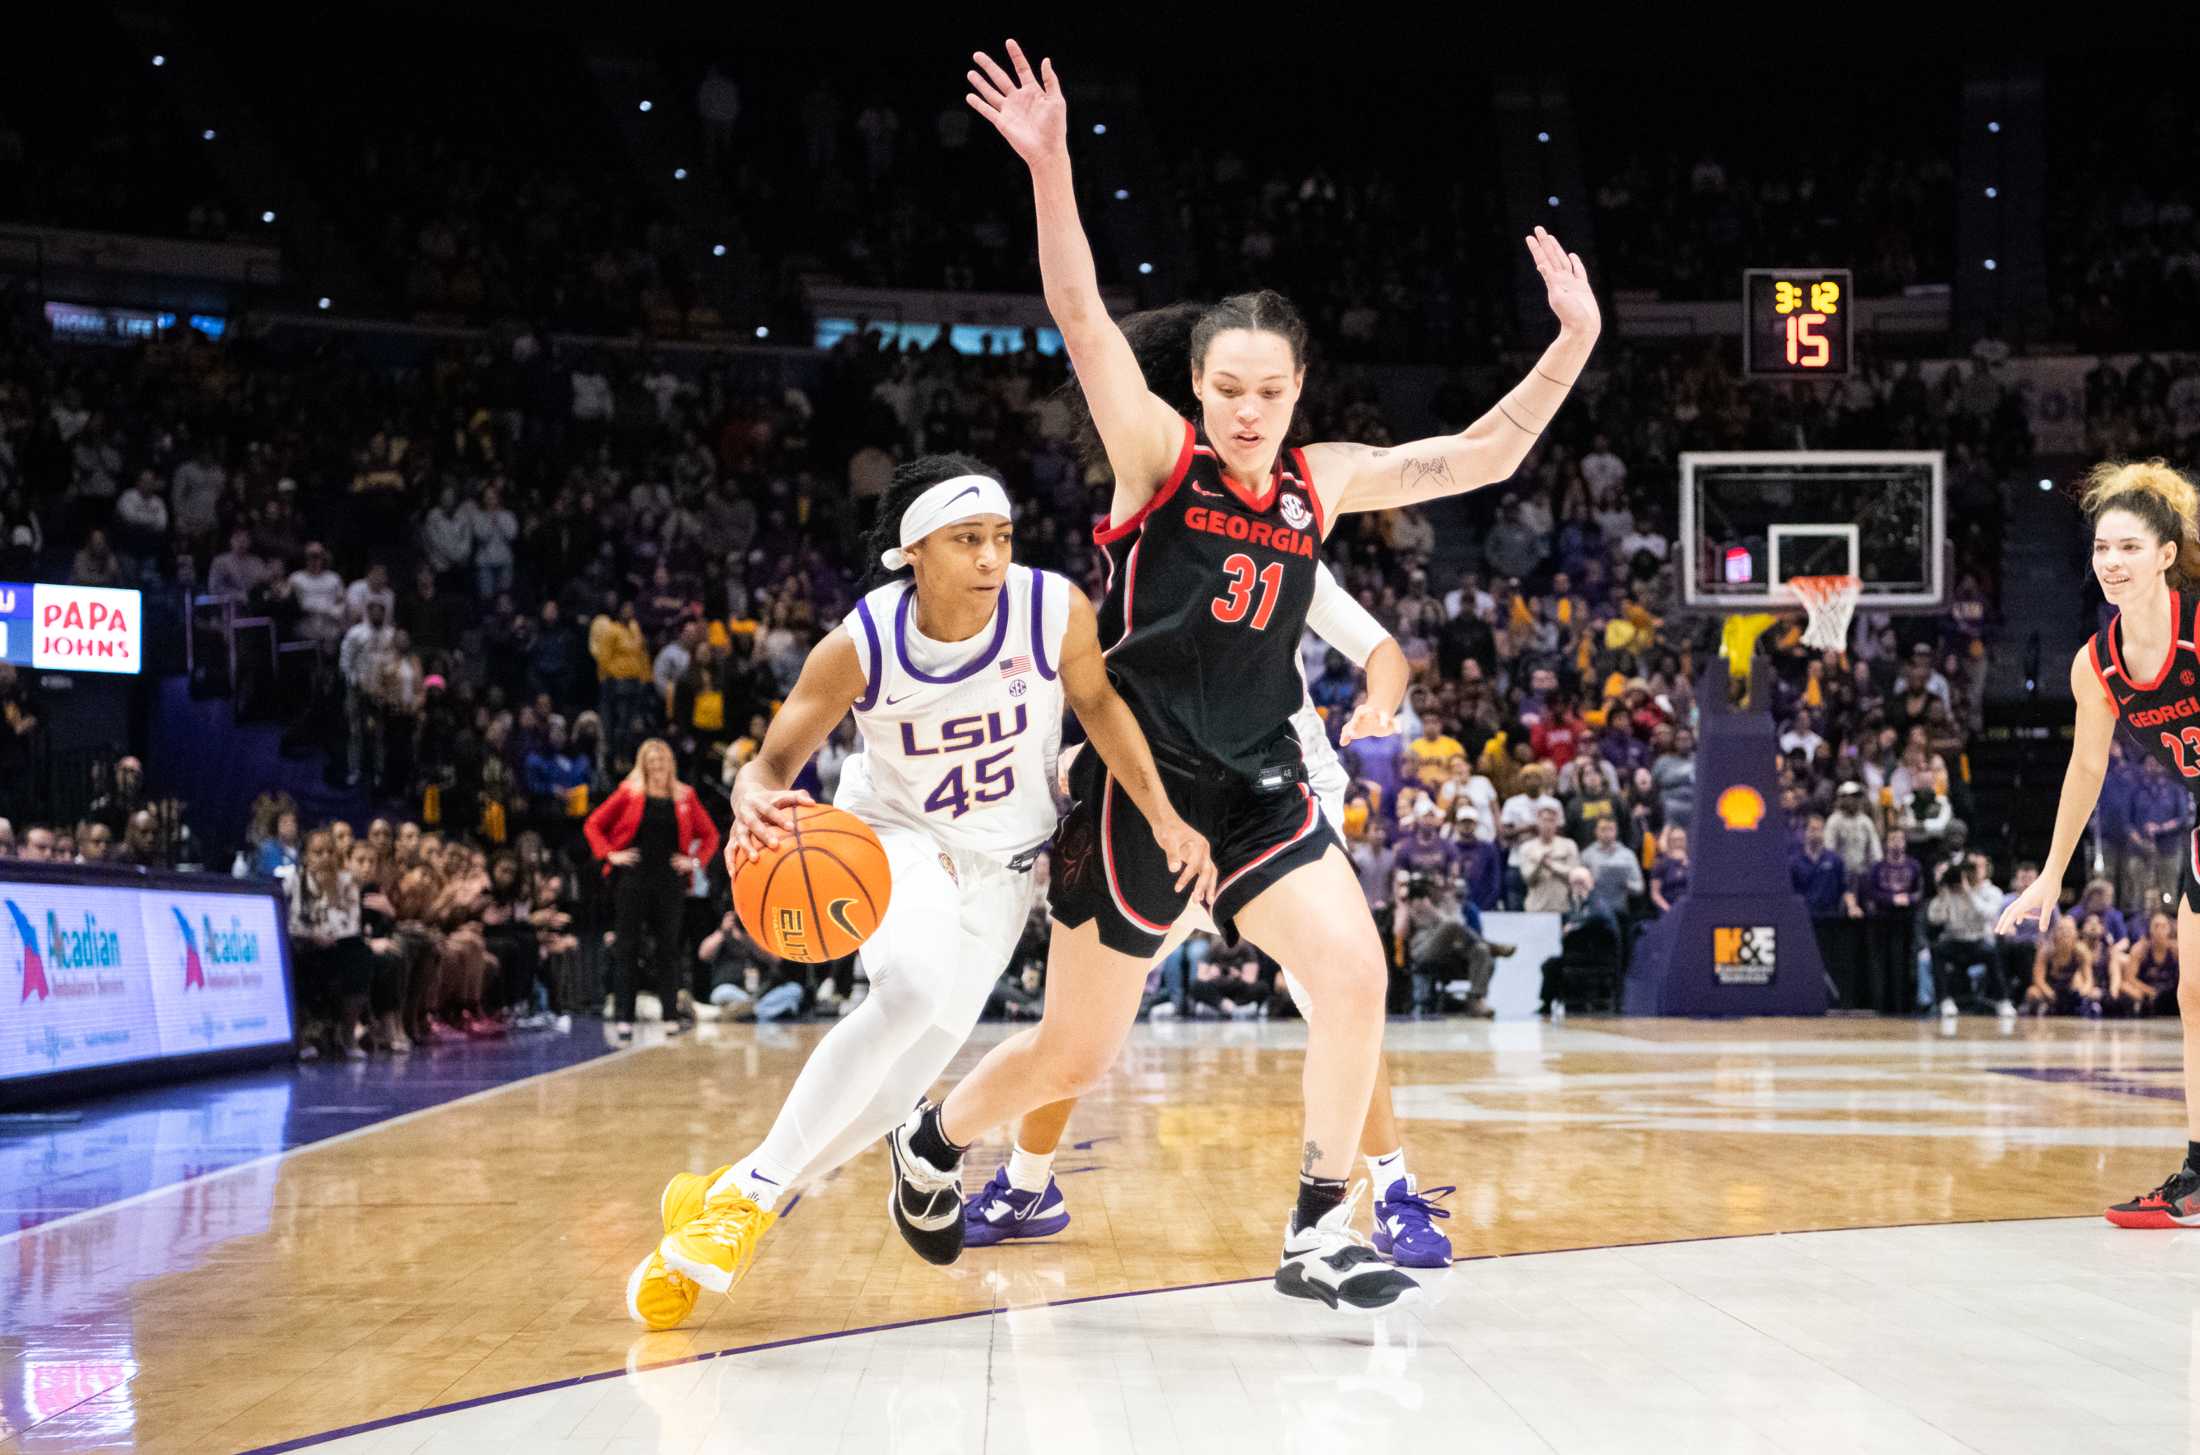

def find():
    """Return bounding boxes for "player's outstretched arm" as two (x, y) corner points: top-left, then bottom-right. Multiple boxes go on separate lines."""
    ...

(965, 40), (1180, 506)
(728, 627), (865, 865)
(1056, 587), (1217, 901)
(1306, 226), (1600, 518)
(1997, 647), (2117, 935)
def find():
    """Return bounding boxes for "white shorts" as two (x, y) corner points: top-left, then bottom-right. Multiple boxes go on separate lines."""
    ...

(859, 825), (1038, 1034)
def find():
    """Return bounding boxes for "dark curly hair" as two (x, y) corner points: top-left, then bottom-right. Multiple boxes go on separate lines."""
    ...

(859, 452), (1007, 590)
(1056, 290), (1312, 470)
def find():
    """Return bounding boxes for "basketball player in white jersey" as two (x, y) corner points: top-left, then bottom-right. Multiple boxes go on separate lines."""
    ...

(965, 563), (1457, 1267)
(625, 455), (1213, 1329)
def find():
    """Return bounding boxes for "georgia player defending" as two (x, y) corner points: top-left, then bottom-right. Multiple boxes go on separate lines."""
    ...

(2000, 461), (2200, 1228)
(884, 40), (1596, 1311)
(624, 454), (1213, 1330)
(965, 562), (1460, 1270)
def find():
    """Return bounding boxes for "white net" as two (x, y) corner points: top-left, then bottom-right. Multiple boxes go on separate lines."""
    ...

(1788, 575), (1862, 651)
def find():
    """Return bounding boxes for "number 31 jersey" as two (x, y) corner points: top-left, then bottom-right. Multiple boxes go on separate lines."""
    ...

(837, 565), (1068, 861)
(2086, 589), (2200, 789)
(1093, 418), (1327, 778)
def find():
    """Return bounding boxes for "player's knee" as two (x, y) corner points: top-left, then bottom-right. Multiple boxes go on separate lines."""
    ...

(1298, 943), (1386, 1018)
(2178, 973), (2200, 1021)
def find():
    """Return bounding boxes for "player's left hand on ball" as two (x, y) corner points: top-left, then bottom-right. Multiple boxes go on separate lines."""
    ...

(1153, 816), (1217, 902)
(1339, 704), (1397, 745)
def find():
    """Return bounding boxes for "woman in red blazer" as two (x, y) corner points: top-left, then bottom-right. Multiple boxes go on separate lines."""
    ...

(584, 738), (722, 1038)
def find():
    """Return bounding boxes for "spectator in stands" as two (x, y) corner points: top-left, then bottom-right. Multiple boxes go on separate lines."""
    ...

(1791, 813), (1863, 1005)
(340, 599), (396, 788)
(2025, 915), (2103, 1018)
(1993, 863), (2048, 993)
(1397, 875), (1494, 1018)
(2131, 756), (2190, 913)
(1826, 782), (1883, 873)
(1393, 798), (1464, 887)
(170, 439), (226, 557)
(111, 809), (165, 869)
(2108, 910), (2179, 1016)
(1513, 805), (1582, 913)
(1651, 726), (1698, 832)
(1649, 823), (1690, 916)
(112, 467), (169, 576)
(2073, 877), (2129, 943)
(71, 527), (123, 586)
(18, 824), (55, 861)
(1455, 807), (1504, 911)
(1572, 811), (1637, 924)
(208, 527), (273, 601)
(1860, 827), (1925, 1014)
(286, 541), (347, 647)
(346, 562), (396, 626)
(286, 828), (371, 1061)
(470, 482), (519, 599)
(1540, 866), (1621, 1015)
(1499, 763), (1563, 848)
(1925, 857), (2010, 1017)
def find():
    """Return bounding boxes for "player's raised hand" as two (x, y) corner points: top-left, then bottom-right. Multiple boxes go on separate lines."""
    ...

(1524, 225), (1600, 338)
(966, 39), (1067, 167)
(1994, 873), (2060, 936)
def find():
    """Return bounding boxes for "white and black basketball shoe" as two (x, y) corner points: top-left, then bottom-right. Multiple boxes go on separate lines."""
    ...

(887, 1102), (966, 1265)
(1274, 1182), (1420, 1310)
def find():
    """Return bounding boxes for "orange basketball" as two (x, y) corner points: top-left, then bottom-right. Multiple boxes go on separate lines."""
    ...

(731, 803), (892, 963)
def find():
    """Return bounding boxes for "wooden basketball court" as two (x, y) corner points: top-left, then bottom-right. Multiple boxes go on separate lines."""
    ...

(4, 1015), (2191, 1453)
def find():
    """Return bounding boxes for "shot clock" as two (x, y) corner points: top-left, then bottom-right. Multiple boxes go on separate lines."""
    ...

(1742, 268), (1852, 377)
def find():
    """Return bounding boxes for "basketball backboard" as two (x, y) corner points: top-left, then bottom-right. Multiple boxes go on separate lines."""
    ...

(1680, 452), (1944, 611)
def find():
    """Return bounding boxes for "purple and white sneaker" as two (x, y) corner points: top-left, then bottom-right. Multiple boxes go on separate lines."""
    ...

(962, 1165), (1071, 1248)
(1371, 1176), (1454, 1268)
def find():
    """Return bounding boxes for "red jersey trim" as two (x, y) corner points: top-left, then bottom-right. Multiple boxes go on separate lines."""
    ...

(1290, 447), (1325, 538)
(2107, 591), (2183, 693)
(1094, 419), (1197, 545)
(2085, 636), (2121, 714)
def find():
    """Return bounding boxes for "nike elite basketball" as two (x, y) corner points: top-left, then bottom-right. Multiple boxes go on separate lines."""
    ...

(732, 803), (892, 962)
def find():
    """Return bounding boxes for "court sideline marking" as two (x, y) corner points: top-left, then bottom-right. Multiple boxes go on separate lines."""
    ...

(0, 1037), (660, 1248)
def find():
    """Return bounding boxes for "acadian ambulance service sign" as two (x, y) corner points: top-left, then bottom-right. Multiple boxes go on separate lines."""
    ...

(0, 582), (143, 674)
(2, 875), (290, 1083)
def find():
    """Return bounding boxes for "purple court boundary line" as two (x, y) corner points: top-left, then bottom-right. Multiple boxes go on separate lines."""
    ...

(227, 1210), (2099, 1454)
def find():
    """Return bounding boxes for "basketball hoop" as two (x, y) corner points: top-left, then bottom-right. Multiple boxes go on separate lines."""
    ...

(1788, 574), (1862, 651)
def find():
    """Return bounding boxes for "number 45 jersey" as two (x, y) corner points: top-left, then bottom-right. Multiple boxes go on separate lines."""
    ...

(1093, 418), (1326, 779)
(836, 564), (1068, 862)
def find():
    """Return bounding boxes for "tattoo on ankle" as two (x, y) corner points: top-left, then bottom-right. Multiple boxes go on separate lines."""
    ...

(1301, 1140), (1323, 1174)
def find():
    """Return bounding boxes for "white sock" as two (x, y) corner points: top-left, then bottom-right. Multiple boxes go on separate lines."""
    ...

(1366, 1148), (1409, 1194)
(1006, 1143), (1055, 1194)
(711, 1153), (801, 1213)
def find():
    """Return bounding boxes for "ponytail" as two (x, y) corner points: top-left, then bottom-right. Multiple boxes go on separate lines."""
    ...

(2082, 458), (2200, 586)
(1053, 290), (1312, 470)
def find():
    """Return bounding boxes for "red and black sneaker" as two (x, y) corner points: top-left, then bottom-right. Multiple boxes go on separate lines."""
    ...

(2106, 1163), (2200, 1228)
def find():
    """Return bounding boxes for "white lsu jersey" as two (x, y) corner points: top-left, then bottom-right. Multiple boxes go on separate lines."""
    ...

(835, 565), (1068, 861)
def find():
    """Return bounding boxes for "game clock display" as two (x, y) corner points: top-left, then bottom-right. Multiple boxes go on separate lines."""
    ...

(1743, 268), (1852, 377)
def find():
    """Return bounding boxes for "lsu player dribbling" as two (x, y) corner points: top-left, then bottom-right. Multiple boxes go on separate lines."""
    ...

(626, 454), (1213, 1330)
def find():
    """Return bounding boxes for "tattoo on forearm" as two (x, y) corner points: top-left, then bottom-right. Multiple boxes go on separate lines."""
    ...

(1401, 456), (1456, 494)
(1302, 1139), (1323, 1174)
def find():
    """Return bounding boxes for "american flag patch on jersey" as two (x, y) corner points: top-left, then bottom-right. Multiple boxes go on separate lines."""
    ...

(999, 655), (1033, 678)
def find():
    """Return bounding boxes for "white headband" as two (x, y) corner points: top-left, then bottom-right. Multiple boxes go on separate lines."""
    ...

(880, 474), (1014, 570)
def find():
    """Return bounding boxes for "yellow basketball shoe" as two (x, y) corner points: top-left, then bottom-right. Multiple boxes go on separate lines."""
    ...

(660, 1191), (779, 1296)
(622, 1165), (733, 1330)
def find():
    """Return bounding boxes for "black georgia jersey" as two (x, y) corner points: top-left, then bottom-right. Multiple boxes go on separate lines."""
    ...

(2088, 589), (2200, 789)
(1092, 418), (1327, 779)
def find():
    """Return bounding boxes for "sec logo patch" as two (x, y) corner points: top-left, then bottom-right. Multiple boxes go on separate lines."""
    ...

(1279, 493), (1313, 531)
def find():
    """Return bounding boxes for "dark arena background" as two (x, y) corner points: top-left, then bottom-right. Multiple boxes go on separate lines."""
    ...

(4, 15), (2200, 1452)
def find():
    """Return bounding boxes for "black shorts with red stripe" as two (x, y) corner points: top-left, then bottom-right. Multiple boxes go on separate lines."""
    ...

(1048, 737), (1338, 958)
(2183, 828), (2200, 916)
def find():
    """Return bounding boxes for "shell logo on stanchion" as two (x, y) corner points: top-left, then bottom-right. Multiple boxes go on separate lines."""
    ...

(1715, 785), (1766, 832)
